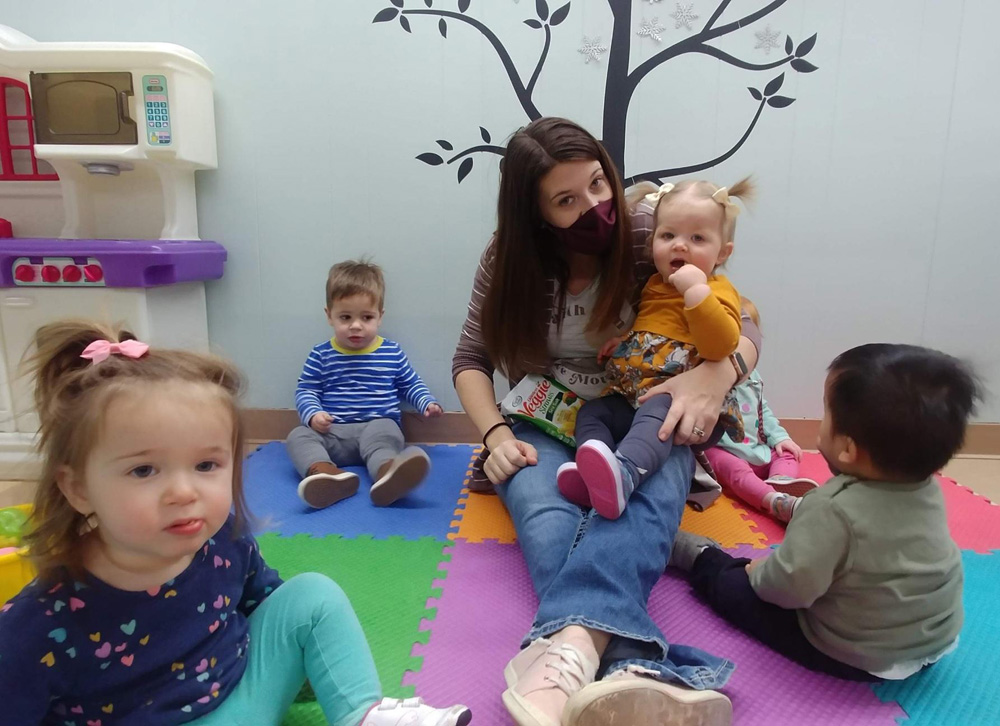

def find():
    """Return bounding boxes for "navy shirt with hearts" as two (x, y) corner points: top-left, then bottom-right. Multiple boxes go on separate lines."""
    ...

(0, 517), (282, 725)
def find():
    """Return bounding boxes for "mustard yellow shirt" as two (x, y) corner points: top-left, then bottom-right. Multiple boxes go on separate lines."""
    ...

(631, 274), (742, 361)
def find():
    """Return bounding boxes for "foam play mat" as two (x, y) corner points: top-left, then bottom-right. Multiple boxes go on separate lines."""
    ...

(243, 444), (1000, 725)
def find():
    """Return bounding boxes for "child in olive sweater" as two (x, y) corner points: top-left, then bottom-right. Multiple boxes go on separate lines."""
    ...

(671, 344), (977, 680)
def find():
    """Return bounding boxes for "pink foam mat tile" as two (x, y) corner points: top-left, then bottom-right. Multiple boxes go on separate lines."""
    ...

(406, 539), (903, 726)
(404, 540), (534, 725)
(650, 570), (905, 726)
(937, 474), (1000, 553)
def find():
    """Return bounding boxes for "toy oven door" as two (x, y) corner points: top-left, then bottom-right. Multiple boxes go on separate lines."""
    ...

(28, 71), (138, 145)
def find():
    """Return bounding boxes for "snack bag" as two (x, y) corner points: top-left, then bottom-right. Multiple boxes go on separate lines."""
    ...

(501, 374), (584, 446)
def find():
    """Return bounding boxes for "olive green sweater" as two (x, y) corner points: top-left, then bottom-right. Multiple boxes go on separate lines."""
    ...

(750, 474), (963, 674)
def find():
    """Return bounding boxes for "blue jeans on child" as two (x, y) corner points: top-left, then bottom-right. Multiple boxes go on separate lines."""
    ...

(189, 573), (381, 726)
(496, 422), (734, 689)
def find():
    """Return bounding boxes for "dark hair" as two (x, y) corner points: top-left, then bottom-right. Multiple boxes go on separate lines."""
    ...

(326, 258), (385, 310)
(22, 319), (249, 582)
(481, 117), (634, 378)
(826, 343), (982, 481)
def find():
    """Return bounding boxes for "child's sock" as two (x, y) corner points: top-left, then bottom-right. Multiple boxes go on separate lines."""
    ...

(668, 531), (721, 572)
(763, 491), (801, 523)
(615, 451), (641, 498)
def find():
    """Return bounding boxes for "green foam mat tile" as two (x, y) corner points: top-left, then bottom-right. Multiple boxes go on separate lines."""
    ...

(256, 533), (449, 724)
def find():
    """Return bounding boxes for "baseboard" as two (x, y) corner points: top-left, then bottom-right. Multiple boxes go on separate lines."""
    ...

(246, 410), (1000, 456)
(244, 410), (481, 445)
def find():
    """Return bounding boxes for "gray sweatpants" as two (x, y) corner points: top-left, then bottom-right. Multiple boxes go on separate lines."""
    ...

(286, 418), (404, 480)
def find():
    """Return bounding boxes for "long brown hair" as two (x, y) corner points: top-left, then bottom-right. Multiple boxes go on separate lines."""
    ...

(481, 117), (634, 378)
(22, 320), (249, 583)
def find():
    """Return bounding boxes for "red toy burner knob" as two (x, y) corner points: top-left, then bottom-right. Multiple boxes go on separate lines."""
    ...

(14, 264), (35, 282)
(41, 265), (61, 283)
(62, 265), (83, 283)
(83, 264), (104, 283)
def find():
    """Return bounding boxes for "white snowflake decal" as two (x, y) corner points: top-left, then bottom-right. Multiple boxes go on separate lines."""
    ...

(578, 36), (608, 64)
(670, 3), (699, 30)
(754, 25), (782, 55)
(637, 17), (666, 43)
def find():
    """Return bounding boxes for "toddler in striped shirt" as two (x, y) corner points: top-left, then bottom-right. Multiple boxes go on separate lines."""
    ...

(286, 260), (443, 508)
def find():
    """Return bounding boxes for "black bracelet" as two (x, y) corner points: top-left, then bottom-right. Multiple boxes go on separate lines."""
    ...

(482, 421), (512, 448)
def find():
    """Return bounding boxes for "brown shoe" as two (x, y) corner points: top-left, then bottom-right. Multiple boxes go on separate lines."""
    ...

(370, 447), (430, 507)
(297, 462), (359, 509)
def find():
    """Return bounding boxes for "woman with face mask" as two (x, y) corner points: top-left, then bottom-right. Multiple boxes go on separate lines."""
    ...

(452, 118), (762, 726)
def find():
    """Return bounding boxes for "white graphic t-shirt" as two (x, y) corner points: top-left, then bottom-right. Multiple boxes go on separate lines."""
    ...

(547, 280), (634, 399)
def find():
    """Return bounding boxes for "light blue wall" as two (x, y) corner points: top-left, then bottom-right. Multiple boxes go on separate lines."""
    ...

(4, 0), (998, 421)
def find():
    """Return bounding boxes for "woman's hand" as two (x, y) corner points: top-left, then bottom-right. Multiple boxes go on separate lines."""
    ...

(484, 438), (539, 485)
(637, 359), (733, 445)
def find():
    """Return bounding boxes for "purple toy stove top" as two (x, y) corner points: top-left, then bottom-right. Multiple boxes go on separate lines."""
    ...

(0, 238), (226, 288)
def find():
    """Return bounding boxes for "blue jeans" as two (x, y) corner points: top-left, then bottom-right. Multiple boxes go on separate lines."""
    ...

(496, 422), (735, 690)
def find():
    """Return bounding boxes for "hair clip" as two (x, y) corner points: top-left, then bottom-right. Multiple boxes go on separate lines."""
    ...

(80, 339), (150, 365)
(643, 182), (675, 205)
(712, 187), (741, 218)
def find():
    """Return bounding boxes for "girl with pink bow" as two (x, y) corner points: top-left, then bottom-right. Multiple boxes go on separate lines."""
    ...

(0, 320), (471, 726)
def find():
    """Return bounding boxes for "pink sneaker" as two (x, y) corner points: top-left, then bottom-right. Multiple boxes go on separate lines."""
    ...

(557, 462), (591, 509)
(360, 697), (471, 726)
(502, 638), (598, 726)
(563, 667), (732, 726)
(576, 440), (627, 520)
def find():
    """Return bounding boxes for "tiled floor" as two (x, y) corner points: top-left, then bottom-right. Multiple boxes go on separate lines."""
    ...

(1, 452), (997, 509)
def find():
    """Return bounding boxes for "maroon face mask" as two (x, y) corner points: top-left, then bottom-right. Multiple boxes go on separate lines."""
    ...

(547, 198), (617, 256)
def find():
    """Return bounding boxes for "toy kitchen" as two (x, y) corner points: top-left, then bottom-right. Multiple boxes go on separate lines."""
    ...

(0, 25), (226, 476)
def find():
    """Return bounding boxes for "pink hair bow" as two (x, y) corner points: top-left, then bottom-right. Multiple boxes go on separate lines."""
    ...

(80, 339), (150, 365)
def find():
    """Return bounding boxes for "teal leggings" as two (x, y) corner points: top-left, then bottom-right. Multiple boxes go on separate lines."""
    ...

(190, 573), (381, 726)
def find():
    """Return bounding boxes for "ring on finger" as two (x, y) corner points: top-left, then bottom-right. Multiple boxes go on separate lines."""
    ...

(692, 426), (706, 438)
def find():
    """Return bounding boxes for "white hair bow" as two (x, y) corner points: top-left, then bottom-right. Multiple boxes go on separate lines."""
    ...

(711, 187), (741, 219)
(644, 183), (741, 219)
(643, 182), (675, 205)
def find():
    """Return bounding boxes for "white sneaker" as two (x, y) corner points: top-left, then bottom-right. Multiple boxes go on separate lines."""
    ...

(562, 667), (732, 726)
(764, 475), (819, 498)
(360, 697), (471, 726)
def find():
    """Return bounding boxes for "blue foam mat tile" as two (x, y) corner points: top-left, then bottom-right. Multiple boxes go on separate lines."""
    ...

(243, 441), (476, 540)
(874, 550), (1000, 725)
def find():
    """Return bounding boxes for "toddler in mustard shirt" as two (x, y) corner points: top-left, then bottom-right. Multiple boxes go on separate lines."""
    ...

(559, 178), (753, 519)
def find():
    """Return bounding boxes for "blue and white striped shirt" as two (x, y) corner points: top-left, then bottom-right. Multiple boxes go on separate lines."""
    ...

(295, 336), (437, 426)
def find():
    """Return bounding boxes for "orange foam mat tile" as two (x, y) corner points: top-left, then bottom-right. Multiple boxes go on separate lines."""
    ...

(680, 492), (770, 548)
(450, 488), (518, 544)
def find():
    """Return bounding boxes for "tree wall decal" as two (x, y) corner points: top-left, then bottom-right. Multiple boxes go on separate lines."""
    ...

(374, 0), (818, 185)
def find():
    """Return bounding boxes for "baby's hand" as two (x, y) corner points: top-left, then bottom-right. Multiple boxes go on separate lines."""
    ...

(310, 412), (334, 433)
(598, 336), (624, 363)
(424, 403), (444, 418)
(668, 263), (708, 293)
(775, 438), (802, 461)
